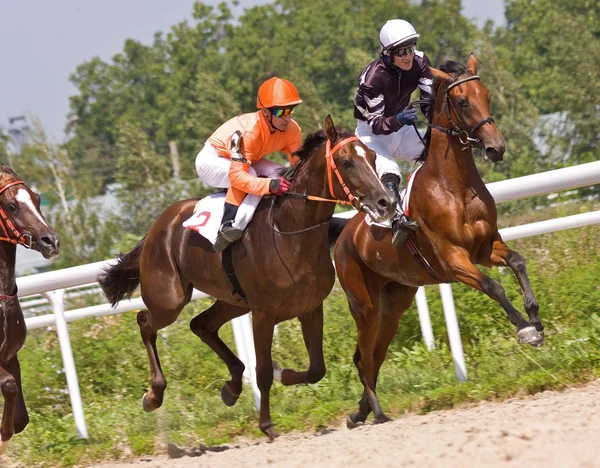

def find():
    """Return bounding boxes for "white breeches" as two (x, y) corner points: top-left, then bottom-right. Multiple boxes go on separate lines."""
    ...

(355, 119), (425, 181)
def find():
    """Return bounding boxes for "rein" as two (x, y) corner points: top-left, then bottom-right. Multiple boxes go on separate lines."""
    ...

(410, 75), (494, 148)
(269, 136), (362, 235)
(0, 180), (32, 249)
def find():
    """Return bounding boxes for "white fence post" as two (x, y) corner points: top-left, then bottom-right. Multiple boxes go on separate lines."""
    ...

(415, 287), (435, 350)
(42, 289), (88, 438)
(231, 315), (260, 409)
(438, 284), (467, 382)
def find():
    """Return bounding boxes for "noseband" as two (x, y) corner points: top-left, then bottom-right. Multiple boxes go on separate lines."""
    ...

(0, 180), (33, 249)
(412, 75), (495, 148)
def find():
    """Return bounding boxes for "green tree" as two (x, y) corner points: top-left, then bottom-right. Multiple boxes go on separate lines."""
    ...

(493, 0), (600, 165)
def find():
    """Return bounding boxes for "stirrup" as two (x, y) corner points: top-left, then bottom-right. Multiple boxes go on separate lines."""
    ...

(391, 227), (410, 247)
(398, 214), (419, 232)
(213, 222), (243, 253)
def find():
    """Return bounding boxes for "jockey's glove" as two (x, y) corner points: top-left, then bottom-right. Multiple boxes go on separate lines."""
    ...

(269, 177), (291, 196)
(397, 107), (418, 126)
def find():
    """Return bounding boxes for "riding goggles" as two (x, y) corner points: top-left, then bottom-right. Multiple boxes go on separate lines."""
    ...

(271, 107), (295, 118)
(390, 45), (416, 58)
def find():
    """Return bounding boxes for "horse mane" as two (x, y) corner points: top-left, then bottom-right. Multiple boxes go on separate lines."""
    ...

(439, 60), (468, 77)
(416, 60), (468, 163)
(279, 126), (352, 179)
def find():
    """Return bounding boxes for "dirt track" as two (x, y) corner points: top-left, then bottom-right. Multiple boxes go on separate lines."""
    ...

(89, 380), (600, 467)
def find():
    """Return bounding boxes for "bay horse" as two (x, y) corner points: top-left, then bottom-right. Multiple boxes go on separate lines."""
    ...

(333, 55), (544, 427)
(0, 164), (60, 454)
(98, 115), (395, 439)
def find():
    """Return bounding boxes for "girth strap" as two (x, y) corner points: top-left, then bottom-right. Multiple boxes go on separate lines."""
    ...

(221, 245), (247, 301)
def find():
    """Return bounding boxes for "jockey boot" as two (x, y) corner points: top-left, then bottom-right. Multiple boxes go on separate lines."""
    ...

(381, 173), (419, 247)
(213, 202), (243, 253)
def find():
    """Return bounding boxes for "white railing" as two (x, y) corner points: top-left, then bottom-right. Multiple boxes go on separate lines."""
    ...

(16, 160), (600, 438)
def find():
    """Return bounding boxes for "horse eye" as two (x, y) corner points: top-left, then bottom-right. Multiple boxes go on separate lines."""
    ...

(341, 160), (354, 170)
(457, 98), (468, 109)
(7, 203), (17, 213)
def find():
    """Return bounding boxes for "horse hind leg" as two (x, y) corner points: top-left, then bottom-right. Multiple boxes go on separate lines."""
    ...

(137, 310), (168, 412)
(190, 300), (250, 407)
(349, 283), (417, 427)
(369, 283), (417, 424)
(276, 304), (326, 386)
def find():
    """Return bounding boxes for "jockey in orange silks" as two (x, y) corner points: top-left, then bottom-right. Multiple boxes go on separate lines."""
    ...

(195, 77), (303, 252)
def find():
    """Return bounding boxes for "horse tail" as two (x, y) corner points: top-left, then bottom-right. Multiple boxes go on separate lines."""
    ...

(98, 237), (146, 307)
(328, 217), (351, 248)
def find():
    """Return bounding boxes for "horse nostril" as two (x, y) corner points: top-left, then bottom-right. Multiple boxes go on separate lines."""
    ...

(41, 235), (60, 251)
(485, 147), (500, 161)
(377, 198), (390, 210)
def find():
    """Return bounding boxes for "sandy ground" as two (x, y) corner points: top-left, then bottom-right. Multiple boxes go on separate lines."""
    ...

(79, 379), (600, 468)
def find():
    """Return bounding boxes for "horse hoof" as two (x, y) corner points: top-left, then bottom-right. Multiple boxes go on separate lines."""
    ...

(221, 382), (241, 407)
(346, 412), (367, 429)
(517, 326), (545, 347)
(374, 414), (392, 424)
(0, 438), (9, 455)
(262, 425), (279, 441)
(141, 393), (153, 412)
(273, 361), (282, 382)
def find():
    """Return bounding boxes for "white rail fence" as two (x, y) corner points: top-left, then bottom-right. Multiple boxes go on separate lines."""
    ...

(17, 160), (600, 439)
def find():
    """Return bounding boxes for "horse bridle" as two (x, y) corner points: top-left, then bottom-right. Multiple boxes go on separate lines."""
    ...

(0, 180), (33, 249)
(269, 136), (363, 235)
(412, 75), (495, 148)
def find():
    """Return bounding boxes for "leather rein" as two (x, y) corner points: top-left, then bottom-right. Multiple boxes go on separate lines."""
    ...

(269, 136), (362, 235)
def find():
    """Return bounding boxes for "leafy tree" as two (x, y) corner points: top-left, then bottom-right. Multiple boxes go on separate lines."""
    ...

(493, 0), (600, 165)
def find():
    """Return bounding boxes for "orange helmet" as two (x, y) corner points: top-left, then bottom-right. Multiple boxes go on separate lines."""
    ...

(256, 77), (302, 109)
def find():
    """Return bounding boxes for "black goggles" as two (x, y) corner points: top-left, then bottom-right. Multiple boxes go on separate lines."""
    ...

(390, 45), (416, 58)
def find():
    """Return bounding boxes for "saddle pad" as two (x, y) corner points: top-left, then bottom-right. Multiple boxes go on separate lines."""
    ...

(182, 193), (226, 245)
(365, 164), (422, 228)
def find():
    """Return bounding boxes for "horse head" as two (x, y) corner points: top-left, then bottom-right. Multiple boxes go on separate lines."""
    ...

(0, 164), (60, 259)
(429, 54), (505, 162)
(322, 115), (396, 222)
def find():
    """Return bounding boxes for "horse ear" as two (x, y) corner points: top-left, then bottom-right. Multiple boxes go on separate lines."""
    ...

(429, 66), (452, 85)
(466, 53), (478, 75)
(324, 114), (338, 142)
(1, 164), (20, 180)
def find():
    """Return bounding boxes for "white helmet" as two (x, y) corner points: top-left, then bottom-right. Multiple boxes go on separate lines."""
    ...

(379, 19), (420, 50)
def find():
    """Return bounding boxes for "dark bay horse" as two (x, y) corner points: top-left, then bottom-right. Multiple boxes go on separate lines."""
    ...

(0, 164), (60, 454)
(333, 55), (544, 427)
(98, 116), (395, 439)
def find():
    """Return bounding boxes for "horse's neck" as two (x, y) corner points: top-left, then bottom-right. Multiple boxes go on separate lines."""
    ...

(280, 150), (336, 229)
(426, 126), (482, 193)
(0, 244), (17, 295)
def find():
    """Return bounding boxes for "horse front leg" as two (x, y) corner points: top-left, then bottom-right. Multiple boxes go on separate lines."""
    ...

(0, 364), (19, 455)
(449, 248), (544, 346)
(6, 356), (27, 436)
(190, 300), (250, 407)
(276, 304), (326, 386)
(483, 235), (544, 336)
(251, 313), (278, 440)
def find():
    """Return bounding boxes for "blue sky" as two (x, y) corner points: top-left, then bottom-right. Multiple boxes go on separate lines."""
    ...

(0, 0), (505, 143)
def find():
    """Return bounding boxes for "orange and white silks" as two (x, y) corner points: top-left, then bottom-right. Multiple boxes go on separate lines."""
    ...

(207, 111), (302, 206)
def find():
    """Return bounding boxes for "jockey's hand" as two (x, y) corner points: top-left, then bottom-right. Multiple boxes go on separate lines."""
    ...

(397, 107), (418, 126)
(269, 177), (291, 196)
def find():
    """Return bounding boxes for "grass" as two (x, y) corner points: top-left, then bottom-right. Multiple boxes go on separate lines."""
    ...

(4, 201), (600, 467)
